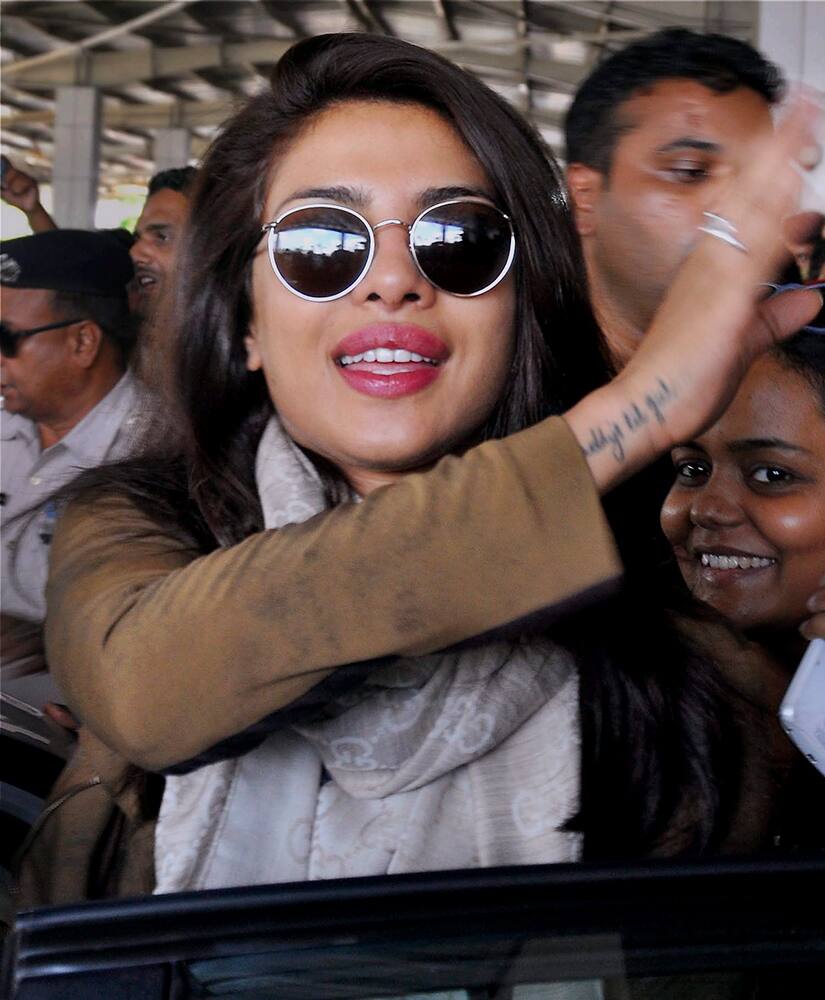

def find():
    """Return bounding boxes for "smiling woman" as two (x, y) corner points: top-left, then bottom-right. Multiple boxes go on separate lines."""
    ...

(662, 318), (825, 641)
(22, 32), (822, 903)
(661, 311), (825, 854)
(244, 102), (518, 492)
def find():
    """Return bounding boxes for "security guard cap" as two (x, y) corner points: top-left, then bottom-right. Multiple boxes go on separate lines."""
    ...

(0, 229), (133, 297)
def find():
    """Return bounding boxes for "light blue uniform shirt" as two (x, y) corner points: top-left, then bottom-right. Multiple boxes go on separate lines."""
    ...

(1, 371), (141, 622)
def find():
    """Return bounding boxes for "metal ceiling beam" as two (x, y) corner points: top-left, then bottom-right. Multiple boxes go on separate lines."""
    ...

(2, 0), (199, 78)
(345, 0), (387, 34)
(1, 39), (294, 89)
(438, 44), (585, 88)
(431, 0), (458, 41)
(2, 92), (565, 135)
(2, 97), (237, 131)
(1, 34), (587, 91)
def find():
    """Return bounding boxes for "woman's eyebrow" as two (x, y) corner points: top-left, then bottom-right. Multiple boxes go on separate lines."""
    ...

(280, 186), (369, 208)
(417, 185), (493, 209)
(728, 437), (809, 454)
(275, 184), (495, 217)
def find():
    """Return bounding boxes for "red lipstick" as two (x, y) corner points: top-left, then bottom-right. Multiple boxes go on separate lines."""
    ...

(333, 323), (449, 399)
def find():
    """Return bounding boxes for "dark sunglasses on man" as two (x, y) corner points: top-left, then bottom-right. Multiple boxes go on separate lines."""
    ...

(0, 317), (85, 358)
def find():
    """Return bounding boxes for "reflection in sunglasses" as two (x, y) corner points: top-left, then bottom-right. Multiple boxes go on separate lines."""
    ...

(263, 198), (515, 301)
(277, 227), (368, 257)
(415, 221), (466, 246)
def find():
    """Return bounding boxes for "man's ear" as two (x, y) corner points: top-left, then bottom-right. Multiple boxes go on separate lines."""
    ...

(565, 163), (605, 238)
(71, 320), (104, 369)
(244, 328), (262, 372)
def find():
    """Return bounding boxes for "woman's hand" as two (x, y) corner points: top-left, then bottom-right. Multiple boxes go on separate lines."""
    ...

(801, 574), (825, 641)
(566, 95), (823, 494)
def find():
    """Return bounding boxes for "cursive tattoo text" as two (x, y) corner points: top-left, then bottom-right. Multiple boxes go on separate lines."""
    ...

(582, 377), (675, 464)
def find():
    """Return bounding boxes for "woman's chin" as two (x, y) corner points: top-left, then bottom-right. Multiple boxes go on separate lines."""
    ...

(302, 425), (476, 481)
(334, 448), (444, 492)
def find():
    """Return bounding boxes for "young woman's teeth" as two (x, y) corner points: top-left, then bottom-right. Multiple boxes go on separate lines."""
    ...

(340, 349), (436, 366)
(699, 553), (776, 570)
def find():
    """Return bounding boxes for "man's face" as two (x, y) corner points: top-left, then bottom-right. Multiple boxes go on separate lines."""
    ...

(129, 188), (190, 321)
(569, 79), (773, 343)
(0, 286), (79, 423)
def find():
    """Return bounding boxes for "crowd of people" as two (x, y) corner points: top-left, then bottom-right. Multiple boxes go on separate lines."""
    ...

(1, 25), (824, 953)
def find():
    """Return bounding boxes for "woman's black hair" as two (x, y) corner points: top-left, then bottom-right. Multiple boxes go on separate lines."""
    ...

(773, 328), (825, 412)
(67, 32), (738, 859)
(156, 31), (610, 543)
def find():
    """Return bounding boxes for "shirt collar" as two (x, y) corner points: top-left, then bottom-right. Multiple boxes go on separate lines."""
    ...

(55, 371), (139, 465)
(0, 408), (38, 445)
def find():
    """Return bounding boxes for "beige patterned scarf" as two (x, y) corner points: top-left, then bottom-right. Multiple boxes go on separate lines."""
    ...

(154, 417), (581, 892)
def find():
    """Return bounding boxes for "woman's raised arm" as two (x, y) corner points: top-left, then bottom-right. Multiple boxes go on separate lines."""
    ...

(566, 96), (823, 492)
(47, 416), (620, 769)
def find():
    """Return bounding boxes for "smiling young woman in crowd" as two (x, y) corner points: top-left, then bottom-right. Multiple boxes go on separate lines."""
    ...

(663, 325), (825, 651)
(21, 34), (821, 899)
(662, 308), (825, 848)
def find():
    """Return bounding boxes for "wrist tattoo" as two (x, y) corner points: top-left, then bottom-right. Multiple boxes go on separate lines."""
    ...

(582, 377), (675, 464)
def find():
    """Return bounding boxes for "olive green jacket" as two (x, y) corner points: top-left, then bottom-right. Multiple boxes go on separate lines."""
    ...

(17, 416), (622, 908)
(43, 415), (621, 772)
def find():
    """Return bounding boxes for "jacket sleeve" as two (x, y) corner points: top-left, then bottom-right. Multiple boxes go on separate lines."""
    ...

(45, 416), (622, 770)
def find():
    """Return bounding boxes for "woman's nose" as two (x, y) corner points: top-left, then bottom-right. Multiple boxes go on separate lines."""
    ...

(690, 479), (745, 529)
(352, 224), (436, 309)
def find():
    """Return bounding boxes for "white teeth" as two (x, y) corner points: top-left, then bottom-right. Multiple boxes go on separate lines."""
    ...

(339, 349), (436, 366)
(699, 553), (775, 570)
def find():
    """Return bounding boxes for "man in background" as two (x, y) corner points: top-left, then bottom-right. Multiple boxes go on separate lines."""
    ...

(129, 166), (197, 326)
(1, 229), (138, 645)
(1, 158), (197, 330)
(564, 28), (783, 366)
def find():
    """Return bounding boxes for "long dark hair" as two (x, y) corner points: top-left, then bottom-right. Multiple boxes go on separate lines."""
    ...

(69, 32), (737, 858)
(774, 327), (825, 409)
(140, 32), (607, 545)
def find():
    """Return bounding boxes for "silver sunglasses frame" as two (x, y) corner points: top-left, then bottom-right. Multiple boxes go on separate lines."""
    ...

(260, 197), (516, 303)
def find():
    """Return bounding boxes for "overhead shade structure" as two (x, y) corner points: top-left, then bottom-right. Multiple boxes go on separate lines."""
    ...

(1, 0), (759, 194)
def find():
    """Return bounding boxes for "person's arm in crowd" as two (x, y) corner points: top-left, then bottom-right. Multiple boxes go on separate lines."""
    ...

(44, 96), (822, 772)
(566, 97), (822, 494)
(1, 161), (57, 233)
(46, 416), (621, 771)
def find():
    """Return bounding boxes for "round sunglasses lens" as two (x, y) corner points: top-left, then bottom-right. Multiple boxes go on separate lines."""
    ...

(273, 207), (370, 298)
(413, 202), (512, 295)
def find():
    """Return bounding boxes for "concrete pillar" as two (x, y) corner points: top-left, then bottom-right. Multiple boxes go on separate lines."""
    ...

(153, 128), (191, 174)
(757, 1), (825, 211)
(52, 86), (101, 229)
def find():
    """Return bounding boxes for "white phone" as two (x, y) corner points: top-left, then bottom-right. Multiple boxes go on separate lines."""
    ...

(779, 638), (825, 776)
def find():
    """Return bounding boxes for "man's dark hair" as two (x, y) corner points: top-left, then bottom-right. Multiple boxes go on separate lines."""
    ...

(147, 166), (198, 198)
(565, 27), (784, 173)
(53, 289), (136, 367)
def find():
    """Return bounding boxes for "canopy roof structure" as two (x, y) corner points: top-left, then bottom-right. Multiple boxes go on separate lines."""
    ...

(1, 0), (757, 192)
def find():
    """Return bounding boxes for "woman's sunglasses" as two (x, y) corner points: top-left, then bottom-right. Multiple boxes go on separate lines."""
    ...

(0, 317), (85, 358)
(261, 198), (515, 302)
